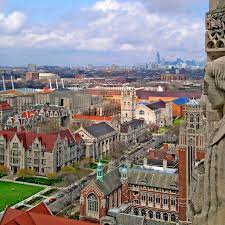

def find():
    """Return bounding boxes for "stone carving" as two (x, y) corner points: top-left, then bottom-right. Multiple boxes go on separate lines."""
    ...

(189, 56), (225, 225)
(218, 0), (225, 8)
(206, 7), (225, 51)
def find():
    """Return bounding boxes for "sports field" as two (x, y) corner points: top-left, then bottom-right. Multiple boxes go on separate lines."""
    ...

(0, 181), (44, 212)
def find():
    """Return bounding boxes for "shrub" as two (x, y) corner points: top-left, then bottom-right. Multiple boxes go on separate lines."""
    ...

(17, 168), (36, 178)
(0, 165), (9, 177)
(89, 162), (97, 169)
(60, 166), (77, 175)
(47, 172), (57, 180)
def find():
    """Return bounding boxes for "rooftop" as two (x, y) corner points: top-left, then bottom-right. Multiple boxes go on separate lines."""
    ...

(85, 122), (116, 138)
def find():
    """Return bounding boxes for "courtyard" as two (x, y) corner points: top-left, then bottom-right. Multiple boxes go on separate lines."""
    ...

(0, 181), (44, 212)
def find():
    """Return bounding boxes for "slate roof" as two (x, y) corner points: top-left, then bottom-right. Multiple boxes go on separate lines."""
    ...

(147, 159), (178, 168)
(120, 119), (144, 133)
(128, 168), (179, 191)
(85, 122), (116, 138)
(146, 220), (175, 225)
(146, 100), (166, 110)
(95, 167), (122, 196)
(116, 213), (145, 225)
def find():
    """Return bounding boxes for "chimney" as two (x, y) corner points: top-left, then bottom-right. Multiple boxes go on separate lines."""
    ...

(163, 159), (167, 170)
(143, 157), (147, 166)
(49, 79), (52, 90)
(149, 148), (155, 160)
(11, 76), (15, 90)
(56, 79), (59, 89)
(2, 76), (6, 91)
(37, 127), (40, 133)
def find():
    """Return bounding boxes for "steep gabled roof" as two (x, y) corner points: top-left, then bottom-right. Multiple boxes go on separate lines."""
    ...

(1, 204), (99, 225)
(95, 167), (122, 196)
(120, 119), (144, 133)
(0, 130), (59, 152)
(85, 122), (116, 138)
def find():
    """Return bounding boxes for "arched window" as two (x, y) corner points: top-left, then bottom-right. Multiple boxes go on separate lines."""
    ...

(196, 114), (200, 123)
(156, 212), (161, 220)
(87, 194), (98, 212)
(139, 110), (145, 115)
(190, 114), (194, 123)
(141, 209), (146, 216)
(163, 213), (168, 221)
(134, 208), (139, 215)
(148, 211), (154, 219)
(171, 214), (176, 222)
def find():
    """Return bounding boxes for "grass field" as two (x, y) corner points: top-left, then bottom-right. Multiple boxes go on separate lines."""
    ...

(0, 181), (44, 212)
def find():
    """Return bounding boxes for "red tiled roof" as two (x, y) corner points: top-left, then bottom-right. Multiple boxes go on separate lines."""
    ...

(29, 203), (51, 215)
(0, 130), (58, 152)
(72, 115), (112, 122)
(55, 129), (76, 145)
(0, 102), (12, 111)
(74, 133), (81, 145)
(1, 205), (99, 225)
(21, 111), (37, 119)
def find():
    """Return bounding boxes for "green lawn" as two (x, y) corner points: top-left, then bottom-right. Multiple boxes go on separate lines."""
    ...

(173, 118), (184, 126)
(0, 181), (44, 212)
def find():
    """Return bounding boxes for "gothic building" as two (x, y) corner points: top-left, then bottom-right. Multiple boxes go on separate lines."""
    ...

(178, 98), (206, 223)
(121, 88), (136, 124)
(80, 162), (181, 225)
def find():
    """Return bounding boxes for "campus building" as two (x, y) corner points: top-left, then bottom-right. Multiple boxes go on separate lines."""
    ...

(80, 162), (181, 225)
(0, 129), (80, 175)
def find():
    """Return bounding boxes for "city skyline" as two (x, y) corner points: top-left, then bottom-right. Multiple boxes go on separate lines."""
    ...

(0, 0), (208, 66)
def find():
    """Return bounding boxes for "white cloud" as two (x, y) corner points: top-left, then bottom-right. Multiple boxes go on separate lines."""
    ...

(0, 0), (205, 62)
(0, 11), (26, 33)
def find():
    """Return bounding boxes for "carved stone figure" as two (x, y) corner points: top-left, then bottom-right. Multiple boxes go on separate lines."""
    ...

(218, 0), (225, 8)
(189, 56), (225, 225)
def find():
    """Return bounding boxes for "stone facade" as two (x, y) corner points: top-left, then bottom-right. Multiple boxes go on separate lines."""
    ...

(121, 88), (136, 124)
(0, 129), (79, 175)
(135, 101), (173, 127)
(77, 122), (119, 160)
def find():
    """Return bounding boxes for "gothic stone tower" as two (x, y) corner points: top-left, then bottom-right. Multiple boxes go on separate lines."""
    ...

(178, 99), (206, 223)
(121, 87), (136, 124)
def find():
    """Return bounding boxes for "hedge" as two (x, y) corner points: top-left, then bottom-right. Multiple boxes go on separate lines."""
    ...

(16, 176), (62, 186)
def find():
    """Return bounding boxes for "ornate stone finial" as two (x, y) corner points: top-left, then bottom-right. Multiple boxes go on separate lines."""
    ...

(217, 0), (225, 8)
(210, 0), (225, 10)
(96, 160), (103, 182)
(120, 165), (128, 181)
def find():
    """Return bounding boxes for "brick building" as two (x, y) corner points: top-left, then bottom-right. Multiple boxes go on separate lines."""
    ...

(160, 74), (187, 82)
(25, 72), (39, 81)
(177, 98), (206, 223)
(80, 162), (181, 225)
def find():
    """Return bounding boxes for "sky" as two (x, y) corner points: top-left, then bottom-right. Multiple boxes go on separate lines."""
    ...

(0, 0), (208, 66)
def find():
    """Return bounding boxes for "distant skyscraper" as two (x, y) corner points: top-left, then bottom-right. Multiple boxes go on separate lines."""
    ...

(156, 51), (161, 64)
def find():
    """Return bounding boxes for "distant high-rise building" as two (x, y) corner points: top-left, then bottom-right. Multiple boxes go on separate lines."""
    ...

(156, 51), (161, 64)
